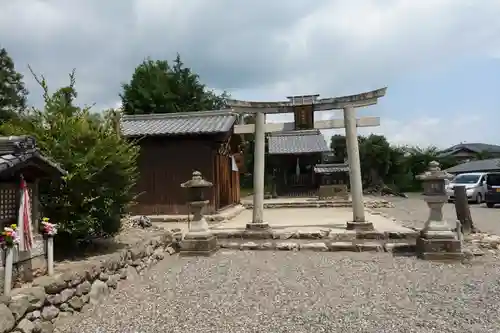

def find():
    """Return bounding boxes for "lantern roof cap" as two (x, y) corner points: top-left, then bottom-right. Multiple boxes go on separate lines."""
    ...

(417, 161), (454, 181)
(181, 171), (213, 188)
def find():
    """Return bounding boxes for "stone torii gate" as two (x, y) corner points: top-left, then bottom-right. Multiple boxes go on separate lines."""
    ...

(227, 87), (387, 231)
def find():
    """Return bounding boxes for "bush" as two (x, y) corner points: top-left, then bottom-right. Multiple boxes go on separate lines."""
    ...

(0, 71), (139, 246)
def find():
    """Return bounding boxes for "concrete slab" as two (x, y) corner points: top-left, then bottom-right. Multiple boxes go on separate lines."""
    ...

(212, 207), (411, 233)
(211, 207), (415, 238)
(153, 207), (417, 243)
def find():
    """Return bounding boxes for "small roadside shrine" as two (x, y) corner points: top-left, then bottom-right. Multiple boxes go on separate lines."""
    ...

(0, 136), (66, 294)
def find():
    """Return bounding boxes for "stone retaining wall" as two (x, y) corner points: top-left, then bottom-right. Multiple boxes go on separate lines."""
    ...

(219, 240), (414, 253)
(218, 239), (490, 258)
(213, 229), (419, 241)
(0, 231), (179, 333)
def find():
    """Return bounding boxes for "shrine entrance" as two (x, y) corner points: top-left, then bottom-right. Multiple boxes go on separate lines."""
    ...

(228, 88), (387, 230)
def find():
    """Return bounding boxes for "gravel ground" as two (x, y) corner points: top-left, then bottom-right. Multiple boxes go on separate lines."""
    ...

(369, 193), (500, 235)
(56, 251), (500, 333)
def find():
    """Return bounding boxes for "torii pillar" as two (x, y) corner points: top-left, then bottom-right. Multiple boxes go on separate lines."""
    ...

(344, 106), (371, 230)
(249, 111), (268, 229)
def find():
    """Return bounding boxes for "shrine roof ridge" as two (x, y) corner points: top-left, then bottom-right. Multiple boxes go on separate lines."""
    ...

(0, 136), (67, 177)
(120, 110), (237, 121)
(268, 129), (321, 137)
(120, 113), (237, 137)
(268, 130), (329, 154)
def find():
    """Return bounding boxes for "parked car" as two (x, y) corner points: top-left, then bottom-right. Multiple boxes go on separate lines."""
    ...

(485, 172), (500, 208)
(446, 172), (487, 204)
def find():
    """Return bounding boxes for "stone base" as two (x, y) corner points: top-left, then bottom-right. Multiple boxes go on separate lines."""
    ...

(420, 229), (456, 239)
(416, 237), (464, 260)
(246, 223), (270, 230)
(346, 221), (374, 231)
(179, 234), (218, 256)
(318, 185), (349, 201)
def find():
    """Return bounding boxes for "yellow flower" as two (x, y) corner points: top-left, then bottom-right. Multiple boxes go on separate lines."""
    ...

(10, 224), (17, 229)
(42, 217), (50, 222)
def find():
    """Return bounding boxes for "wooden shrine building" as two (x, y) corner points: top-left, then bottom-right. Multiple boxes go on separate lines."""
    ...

(121, 112), (242, 215)
(267, 95), (350, 197)
(0, 136), (67, 230)
(0, 135), (67, 287)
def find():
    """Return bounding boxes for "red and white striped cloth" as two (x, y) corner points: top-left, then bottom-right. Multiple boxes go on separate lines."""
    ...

(17, 176), (34, 251)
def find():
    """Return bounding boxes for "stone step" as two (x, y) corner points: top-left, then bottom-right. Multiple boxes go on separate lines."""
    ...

(242, 201), (352, 209)
(217, 238), (417, 254)
(212, 229), (419, 241)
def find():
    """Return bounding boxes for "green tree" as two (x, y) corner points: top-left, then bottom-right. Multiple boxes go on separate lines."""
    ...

(475, 150), (495, 160)
(328, 133), (453, 192)
(358, 134), (393, 187)
(0, 48), (29, 122)
(121, 54), (228, 115)
(0, 70), (139, 247)
(330, 134), (347, 162)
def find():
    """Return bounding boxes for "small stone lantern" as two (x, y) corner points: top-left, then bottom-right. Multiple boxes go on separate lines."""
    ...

(416, 161), (463, 260)
(179, 171), (218, 256)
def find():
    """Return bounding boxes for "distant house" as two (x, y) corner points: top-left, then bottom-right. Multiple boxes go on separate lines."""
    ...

(439, 143), (500, 162)
(445, 158), (500, 174)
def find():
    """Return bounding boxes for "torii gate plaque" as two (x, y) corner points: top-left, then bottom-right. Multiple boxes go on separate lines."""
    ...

(228, 87), (387, 231)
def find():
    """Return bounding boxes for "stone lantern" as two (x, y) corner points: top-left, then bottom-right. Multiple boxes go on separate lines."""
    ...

(179, 171), (218, 256)
(416, 161), (464, 260)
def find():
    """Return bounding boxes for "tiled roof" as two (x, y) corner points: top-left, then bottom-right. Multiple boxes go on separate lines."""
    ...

(445, 158), (500, 174)
(268, 130), (330, 154)
(120, 113), (237, 137)
(314, 163), (350, 174)
(439, 143), (500, 157)
(0, 136), (67, 176)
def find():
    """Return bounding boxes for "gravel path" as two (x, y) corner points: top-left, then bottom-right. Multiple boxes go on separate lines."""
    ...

(370, 194), (500, 235)
(56, 251), (500, 333)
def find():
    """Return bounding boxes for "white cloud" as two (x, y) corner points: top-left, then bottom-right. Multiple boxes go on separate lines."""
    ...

(1, 0), (499, 146)
(366, 115), (485, 148)
(268, 111), (489, 149)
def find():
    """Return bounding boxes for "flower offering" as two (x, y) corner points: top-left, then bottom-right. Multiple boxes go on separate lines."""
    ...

(0, 224), (20, 248)
(41, 217), (58, 236)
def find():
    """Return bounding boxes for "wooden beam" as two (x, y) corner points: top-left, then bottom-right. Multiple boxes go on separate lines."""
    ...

(234, 117), (380, 134)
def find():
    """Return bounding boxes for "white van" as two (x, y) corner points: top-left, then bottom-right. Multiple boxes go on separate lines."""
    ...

(446, 172), (488, 204)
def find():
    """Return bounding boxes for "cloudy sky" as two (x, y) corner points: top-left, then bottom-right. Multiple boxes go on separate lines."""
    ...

(1, 0), (500, 148)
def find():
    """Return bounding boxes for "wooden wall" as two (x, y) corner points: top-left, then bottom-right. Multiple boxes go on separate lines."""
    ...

(213, 153), (240, 211)
(131, 134), (241, 216)
(131, 136), (215, 215)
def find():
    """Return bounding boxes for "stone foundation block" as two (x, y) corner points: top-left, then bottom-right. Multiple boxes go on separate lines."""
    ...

(416, 237), (462, 253)
(328, 242), (357, 252)
(356, 242), (384, 252)
(346, 221), (374, 231)
(416, 237), (464, 260)
(180, 234), (218, 256)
